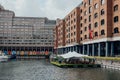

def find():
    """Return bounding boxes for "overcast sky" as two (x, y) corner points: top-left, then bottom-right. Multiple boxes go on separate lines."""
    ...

(0, 0), (82, 19)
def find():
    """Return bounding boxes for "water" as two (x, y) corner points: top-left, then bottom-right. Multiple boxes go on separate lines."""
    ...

(0, 60), (120, 80)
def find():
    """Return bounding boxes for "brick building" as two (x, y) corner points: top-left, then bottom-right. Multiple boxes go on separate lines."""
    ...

(54, 0), (120, 57)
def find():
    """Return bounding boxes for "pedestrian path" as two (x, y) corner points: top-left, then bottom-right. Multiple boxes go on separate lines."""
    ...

(97, 60), (120, 70)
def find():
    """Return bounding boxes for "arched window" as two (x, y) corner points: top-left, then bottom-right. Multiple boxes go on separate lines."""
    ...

(94, 22), (98, 27)
(114, 16), (119, 23)
(94, 13), (98, 18)
(81, 9), (82, 13)
(84, 11), (87, 15)
(81, 37), (83, 41)
(89, 0), (92, 5)
(84, 19), (87, 23)
(101, 30), (105, 35)
(80, 23), (83, 27)
(114, 27), (119, 33)
(89, 24), (91, 30)
(114, 5), (118, 12)
(95, 32), (98, 37)
(101, 9), (105, 15)
(101, 0), (105, 5)
(89, 6), (92, 13)
(94, 3), (98, 9)
(80, 30), (82, 34)
(89, 15), (91, 22)
(84, 35), (87, 39)
(80, 16), (82, 20)
(101, 19), (105, 25)
(84, 27), (87, 31)
(84, 3), (87, 7)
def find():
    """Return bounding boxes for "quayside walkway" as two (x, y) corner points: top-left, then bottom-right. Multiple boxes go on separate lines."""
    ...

(16, 55), (50, 59)
(88, 56), (120, 70)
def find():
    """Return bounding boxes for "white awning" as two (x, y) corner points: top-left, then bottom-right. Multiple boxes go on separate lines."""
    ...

(58, 51), (88, 59)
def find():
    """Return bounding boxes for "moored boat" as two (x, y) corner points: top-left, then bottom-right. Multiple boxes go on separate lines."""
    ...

(0, 52), (8, 62)
(50, 51), (101, 68)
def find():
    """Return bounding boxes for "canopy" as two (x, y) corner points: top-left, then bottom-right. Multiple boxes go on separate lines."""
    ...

(58, 51), (88, 59)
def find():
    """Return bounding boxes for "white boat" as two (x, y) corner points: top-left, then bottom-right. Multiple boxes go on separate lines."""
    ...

(0, 52), (8, 62)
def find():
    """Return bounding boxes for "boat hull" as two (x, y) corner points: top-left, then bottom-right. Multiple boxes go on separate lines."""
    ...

(0, 56), (8, 62)
(51, 61), (101, 68)
(9, 54), (16, 60)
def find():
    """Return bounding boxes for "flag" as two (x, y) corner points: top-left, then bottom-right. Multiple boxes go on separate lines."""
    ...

(89, 29), (93, 39)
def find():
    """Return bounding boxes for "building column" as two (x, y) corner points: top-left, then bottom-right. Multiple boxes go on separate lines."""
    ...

(40, 47), (41, 52)
(62, 48), (64, 54)
(83, 45), (85, 55)
(87, 45), (89, 55)
(66, 48), (68, 53)
(79, 46), (81, 54)
(68, 47), (69, 52)
(57, 49), (58, 54)
(98, 43), (101, 56)
(65, 47), (67, 53)
(44, 47), (45, 52)
(76, 46), (78, 52)
(74, 46), (75, 52)
(105, 42), (108, 57)
(92, 44), (94, 56)
(111, 42), (114, 57)
(62, 48), (63, 54)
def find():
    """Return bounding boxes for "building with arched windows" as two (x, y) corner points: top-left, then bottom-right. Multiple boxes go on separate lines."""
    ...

(54, 0), (120, 57)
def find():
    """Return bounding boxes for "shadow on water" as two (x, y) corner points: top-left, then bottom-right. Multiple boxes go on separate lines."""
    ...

(0, 60), (120, 80)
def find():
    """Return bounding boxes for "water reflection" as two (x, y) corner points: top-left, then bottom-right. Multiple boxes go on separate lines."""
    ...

(0, 60), (120, 80)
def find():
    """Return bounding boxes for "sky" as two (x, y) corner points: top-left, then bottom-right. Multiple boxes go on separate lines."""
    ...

(0, 0), (82, 20)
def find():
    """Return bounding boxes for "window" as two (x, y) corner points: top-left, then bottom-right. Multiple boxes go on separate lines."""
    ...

(81, 9), (82, 13)
(89, 24), (91, 30)
(89, 0), (92, 5)
(68, 33), (70, 38)
(71, 20), (73, 24)
(101, 30), (105, 35)
(94, 22), (98, 27)
(94, 13), (98, 18)
(74, 19), (76, 22)
(89, 15), (91, 22)
(80, 23), (83, 27)
(114, 16), (119, 23)
(95, 32), (98, 36)
(94, 3), (98, 9)
(84, 35), (87, 39)
(101, 0), (105, 5)
(84, 3), (87, 7)
(74, 12), (75, 16)
(84, 11), (87, 15)
(80, 16), (82, 20)
(81, 38), (83, 41)
(101, 19), (105, 25)
(68, 27), (70, 32)
(89, 7), (92, 13)
(101, 9), (105, 15)
(80, 30), (82, 34)
(74, 25), (76, 29)
(114, 5), (118, 12)
(114, 27), (119, 33)
(74, 32), (76, 35)
(84, 19), (87, 23)
(85, 27), (87, 31)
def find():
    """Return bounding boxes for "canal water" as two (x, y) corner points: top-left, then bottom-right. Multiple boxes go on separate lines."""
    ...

(0, 60), (120, 80)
